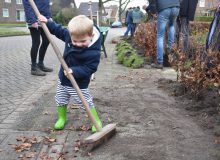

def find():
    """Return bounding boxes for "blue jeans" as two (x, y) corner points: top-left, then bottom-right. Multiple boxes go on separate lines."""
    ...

(124, 23), (133, 36)
(157, 7), (179, 64)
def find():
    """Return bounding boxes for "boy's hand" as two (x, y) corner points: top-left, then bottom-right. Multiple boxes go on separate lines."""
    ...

(64, 68), (73, 79)
(38, 15), (48, 23)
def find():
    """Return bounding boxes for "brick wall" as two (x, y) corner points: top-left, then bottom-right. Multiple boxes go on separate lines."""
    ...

(0, 0), (24, 23)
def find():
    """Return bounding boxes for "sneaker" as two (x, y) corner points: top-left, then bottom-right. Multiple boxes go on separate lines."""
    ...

(151, 63), (163, 69)
(31, 66), (46, 76)
(38, 63), (53, 72)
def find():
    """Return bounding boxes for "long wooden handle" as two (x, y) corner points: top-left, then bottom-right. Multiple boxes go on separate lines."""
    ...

(28, 0), (101, 132)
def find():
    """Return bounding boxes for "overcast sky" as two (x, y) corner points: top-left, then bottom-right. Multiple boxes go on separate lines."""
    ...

(75, 0), (148, 8)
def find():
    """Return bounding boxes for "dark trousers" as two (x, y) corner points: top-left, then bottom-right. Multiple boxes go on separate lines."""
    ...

(175, 16), (189, 54)
(29, 27), (50, 65)
(131, 23), (140, 36)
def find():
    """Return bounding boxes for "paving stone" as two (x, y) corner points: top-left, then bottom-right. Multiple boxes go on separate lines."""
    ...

(0, 131), (46, 160)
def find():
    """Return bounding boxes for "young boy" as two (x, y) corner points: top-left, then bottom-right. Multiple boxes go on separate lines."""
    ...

(38, 15), (102, 132)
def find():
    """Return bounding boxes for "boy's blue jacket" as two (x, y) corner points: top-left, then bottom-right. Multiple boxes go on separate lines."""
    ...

(22, 0), (51, 26)
(46, 20), (101, 89)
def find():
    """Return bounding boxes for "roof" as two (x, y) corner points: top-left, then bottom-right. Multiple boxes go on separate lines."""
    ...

(78, 2), (99, 17)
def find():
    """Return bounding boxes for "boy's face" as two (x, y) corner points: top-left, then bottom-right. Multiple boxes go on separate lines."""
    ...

(71, 34), (94, 48)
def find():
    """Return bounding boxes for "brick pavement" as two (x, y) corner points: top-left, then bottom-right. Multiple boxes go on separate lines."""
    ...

(0, 35), (63, 128)
(0, 28), (127, 159)
(0, 34), (65, 159)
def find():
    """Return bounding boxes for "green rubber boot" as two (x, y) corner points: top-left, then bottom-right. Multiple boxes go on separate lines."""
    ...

(54, 105), (67, 130)
(90, 107), (102, 133)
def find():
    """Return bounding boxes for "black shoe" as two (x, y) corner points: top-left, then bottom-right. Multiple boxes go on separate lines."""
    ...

(151, 63), (163, 69)
(31, 66), (46, 76)
(38, 63), (53, 72)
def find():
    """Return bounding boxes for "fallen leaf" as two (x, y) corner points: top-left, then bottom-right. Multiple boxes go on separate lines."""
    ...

(44, 136), (56, 143)
(74, 146), (79, 152)
(70, 104), (80, 109)
(51, 149), (57, 153)
(107, 117), (111, 122)
(43, 111), (49, 115)
(88, 152), (92, 156)
(29, 137), (38, 144)
(25, 152), (36, 158)
(13, 143), (32, 152)
(214, 139), (219, 144)
(80, 125), (88, 131)
(16, 137), (28, 143)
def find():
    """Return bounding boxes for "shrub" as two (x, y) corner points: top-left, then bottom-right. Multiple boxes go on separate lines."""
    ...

(132, 56), (145, 68)
(116, 41), (144, 68)
(195, 16), (213, 22)
(53, 7), (78, 25)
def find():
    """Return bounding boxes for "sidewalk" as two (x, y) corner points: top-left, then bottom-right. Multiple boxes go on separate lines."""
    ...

(0, 28), (178, 160)
(0, 28), (126, 159)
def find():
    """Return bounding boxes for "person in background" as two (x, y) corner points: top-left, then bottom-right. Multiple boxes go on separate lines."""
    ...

(175, 0), (198, 56)
(124, 7), (133, 37)
(143, 0), (157, 22)
(22, 0), (53, 76)
(151, 0), (180, 69)
(132, 6), (143, 36)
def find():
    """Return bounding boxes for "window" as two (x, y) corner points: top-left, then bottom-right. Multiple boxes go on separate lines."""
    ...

(3, 8), (9, 17)
(16, 0), (22, 4)
(5, 0), (11, 3)
(199, 0), (205, 7)
(16, 10), (25, 21)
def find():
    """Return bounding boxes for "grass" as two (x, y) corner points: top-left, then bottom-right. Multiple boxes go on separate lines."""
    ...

(0, 27), (29, 37)
(0, 23), (26, 27)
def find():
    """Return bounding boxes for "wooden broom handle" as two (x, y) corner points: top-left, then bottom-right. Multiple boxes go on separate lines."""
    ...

(28, 0), (102, 131)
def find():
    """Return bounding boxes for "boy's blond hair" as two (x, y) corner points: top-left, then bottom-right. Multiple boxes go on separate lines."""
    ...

(68, 15), (93, 39)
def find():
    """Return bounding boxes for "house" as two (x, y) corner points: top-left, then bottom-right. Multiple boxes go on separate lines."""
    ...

(79, 2), (102, 19)
(197, 0), (220, 16)
(0, 0), (25, 23)
(105, 5), (119, 22)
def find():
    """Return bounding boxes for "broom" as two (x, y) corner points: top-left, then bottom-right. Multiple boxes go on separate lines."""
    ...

(28, 0), (116, 150)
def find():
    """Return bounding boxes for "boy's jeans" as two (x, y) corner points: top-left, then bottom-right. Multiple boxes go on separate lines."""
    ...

(157, 7), (179, 64)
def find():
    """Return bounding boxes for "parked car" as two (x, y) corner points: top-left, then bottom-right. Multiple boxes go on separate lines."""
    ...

(111, 21), (122, 28)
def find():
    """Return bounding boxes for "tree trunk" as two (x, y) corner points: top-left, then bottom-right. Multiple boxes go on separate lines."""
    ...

(71, 0), (77, 8)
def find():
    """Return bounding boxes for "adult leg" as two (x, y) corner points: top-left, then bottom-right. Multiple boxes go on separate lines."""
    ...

(131, 23), (135, 37)
(180, 17), (189, 54)
(29, 28), (46, 76)
(175, 16), (181, 47)
(124, 23), (132, 36)
(167, 7), (179, 49)
(132, 23), (137, 36)
(38, 28), (53, 72)
(156, 9), (169, 64)
(29, 28), (40, 66)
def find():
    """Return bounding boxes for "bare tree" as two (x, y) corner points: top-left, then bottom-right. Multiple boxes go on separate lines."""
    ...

(102, 0), (133, 22)
(118, 0), (132, 21)
(71, 0), (77, 8)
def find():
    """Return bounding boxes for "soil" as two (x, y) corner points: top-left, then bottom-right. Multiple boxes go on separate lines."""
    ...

(88, 68), (220, 160)
(15, 29), (220, 160)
